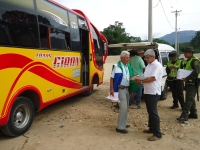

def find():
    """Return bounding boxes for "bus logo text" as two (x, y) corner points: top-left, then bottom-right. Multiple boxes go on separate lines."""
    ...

(52, 56), (79, 68)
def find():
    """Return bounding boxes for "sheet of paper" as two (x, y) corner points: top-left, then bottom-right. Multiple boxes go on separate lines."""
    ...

(131, 75), (148, 80)
(106, 92), (120, 103)
(177, 69), (192, 79)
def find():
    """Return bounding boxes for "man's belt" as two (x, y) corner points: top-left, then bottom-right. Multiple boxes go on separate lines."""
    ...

(118, 85), (129, 89)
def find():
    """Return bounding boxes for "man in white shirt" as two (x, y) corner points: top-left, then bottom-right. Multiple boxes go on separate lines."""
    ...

(134, 49), (163, 141)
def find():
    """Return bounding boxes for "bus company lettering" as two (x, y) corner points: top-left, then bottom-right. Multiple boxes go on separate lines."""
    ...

(53, 56), (79, 68)
(36, 53), (52, 59)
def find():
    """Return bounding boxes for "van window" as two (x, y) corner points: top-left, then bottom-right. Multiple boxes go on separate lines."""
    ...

(160, 52), (168, 66)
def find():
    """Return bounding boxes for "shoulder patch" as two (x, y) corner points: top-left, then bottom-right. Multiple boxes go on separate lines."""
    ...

(193, 60), (200, 66)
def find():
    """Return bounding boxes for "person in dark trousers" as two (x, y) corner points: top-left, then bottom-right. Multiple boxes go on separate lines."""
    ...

(177, 47), (199, 121)
(134, 49), (163, 141)
(166, 51), (184, 109)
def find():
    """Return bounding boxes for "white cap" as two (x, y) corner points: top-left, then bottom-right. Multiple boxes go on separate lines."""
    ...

(144, 49), (155, 56)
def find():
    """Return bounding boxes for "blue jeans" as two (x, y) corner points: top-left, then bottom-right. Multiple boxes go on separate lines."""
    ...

(129, 84), (143, 105)
(129, 93), (137, 106)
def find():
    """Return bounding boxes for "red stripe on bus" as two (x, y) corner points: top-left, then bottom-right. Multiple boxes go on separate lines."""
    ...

(0, 53), (33, 70)
(29, 65), (81, 89)
(1, 58), (82, 116)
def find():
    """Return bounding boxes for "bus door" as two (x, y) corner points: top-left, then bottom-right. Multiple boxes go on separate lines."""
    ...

(79, 29), (89, 86)
(77, 17), (90, 87)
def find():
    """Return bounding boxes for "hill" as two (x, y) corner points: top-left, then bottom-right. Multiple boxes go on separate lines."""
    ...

(158, 30), (197, 44)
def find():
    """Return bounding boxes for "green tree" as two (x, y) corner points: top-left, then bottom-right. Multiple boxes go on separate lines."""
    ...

(190, 31), (200, 53)
(101, 21), (141, 55)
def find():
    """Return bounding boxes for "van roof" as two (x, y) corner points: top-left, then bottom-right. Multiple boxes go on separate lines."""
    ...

(108, 42), (175, 51)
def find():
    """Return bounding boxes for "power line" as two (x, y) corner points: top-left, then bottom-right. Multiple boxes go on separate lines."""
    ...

(160, 0), (174, 29)
(153, 0), (161, 8)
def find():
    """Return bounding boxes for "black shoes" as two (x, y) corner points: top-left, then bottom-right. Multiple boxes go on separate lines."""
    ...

(116, 125), (130, 133)
(114, 103), (120, 109)
(170, 105), (179, 109)
(177, 113), (198, 121)
(116, 128), (128, 134)
(177, 116), (188, 121)
(188, 113), (198, 119)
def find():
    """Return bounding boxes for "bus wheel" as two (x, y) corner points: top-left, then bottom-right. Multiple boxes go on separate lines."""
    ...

(1, 97), (35, 137)
(160, 83), (168, 100)
(83, 85), (94, 96)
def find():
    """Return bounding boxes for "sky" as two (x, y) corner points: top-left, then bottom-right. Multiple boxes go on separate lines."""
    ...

(54, 0), (200, 40)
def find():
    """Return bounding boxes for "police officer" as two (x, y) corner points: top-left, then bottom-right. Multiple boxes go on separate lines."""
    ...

(166, 51), (184, 109)
(177, 47), (199, 121)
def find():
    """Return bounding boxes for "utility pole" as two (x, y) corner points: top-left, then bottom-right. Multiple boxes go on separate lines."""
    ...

(171, 10), (182, 51)
(177, 28), (180, 54)
(148, 0), (152, 42)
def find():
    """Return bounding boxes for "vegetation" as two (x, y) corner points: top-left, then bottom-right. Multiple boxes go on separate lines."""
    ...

(101, 21), (200, 55)
(101, 21), (141, 55)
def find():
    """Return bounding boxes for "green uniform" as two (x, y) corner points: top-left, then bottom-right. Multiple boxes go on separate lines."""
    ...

(181, 56), (200, 118)
(166, 59), (184, 109)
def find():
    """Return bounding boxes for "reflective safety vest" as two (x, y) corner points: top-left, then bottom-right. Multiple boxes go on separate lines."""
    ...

(167, 59), (182, 77)
(184, 56), (200, 84)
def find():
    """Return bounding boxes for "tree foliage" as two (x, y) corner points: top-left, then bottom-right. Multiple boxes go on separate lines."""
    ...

(190, 31), (200, 53)
(101, 21), (141, 55)
(101, 22), (200, 55)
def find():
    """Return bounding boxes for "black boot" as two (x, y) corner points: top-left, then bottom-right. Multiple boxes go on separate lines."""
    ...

(170, 105), (179, 109)
(177, 115), (188, 121)
(188, 113), (198, 119)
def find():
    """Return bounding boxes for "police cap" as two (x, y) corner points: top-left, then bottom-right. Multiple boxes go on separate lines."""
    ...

(182, 47), (194, 52)
(169, 50), (178, 58)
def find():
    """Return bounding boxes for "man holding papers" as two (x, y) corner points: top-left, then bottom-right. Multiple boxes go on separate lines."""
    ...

(177, 47), (200, 121)
(110, 51), (138, 134)
(166, 51), (184, 110)
(134, 49), (163, 141)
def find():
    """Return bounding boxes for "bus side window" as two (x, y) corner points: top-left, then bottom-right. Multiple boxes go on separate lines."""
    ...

(0, 27), (10, 45)
(65, 32), (71, 50)
(50, 29), (70, 50)
(39, 25), (50, 48)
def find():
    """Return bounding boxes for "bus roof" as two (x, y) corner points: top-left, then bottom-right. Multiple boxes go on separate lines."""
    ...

(48, 0), (84, 18)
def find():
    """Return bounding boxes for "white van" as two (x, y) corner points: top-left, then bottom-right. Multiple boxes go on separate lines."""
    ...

(108, 42), (175, 100)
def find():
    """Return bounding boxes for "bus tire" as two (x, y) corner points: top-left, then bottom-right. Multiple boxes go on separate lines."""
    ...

(83, 85), (94, 96)
(1, 96), (35, 137)
(160, 83), (168, 100)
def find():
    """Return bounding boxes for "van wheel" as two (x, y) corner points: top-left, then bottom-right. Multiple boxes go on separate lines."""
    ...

(1, 97), (35, 137)
(83, 85), (94, 96)
(160, 83), (168, 100)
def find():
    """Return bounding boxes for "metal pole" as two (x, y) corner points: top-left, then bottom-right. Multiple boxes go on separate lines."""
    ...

(171, 10), (182, 51)
(177, 28), (180, 54)
(148, 0), (152, 42)
(175, 11), (177, 51)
